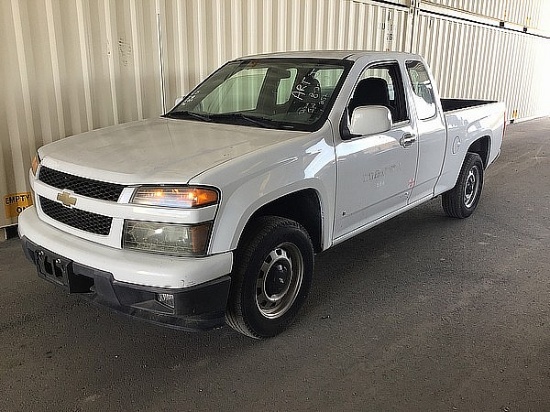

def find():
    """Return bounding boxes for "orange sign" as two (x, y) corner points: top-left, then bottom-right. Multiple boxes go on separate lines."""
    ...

(4, 192), (33, 219)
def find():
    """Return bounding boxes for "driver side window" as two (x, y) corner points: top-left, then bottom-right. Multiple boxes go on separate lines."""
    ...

(348, 63), (409, 123)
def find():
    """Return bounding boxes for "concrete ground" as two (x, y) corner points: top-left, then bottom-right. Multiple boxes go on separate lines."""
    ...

(1, 117), (549, 411)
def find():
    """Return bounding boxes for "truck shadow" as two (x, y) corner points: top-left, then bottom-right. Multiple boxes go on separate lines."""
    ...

(304, 197), (476, 315)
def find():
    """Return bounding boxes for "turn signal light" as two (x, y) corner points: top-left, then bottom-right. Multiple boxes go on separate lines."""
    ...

(31, 154), (40, 176)
(131, 186), (219, 208)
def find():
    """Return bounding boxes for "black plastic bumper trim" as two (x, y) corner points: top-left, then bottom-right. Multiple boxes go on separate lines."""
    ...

(21, 237), (231, 331)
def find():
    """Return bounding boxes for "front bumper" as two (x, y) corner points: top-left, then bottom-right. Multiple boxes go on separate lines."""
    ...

(18, 206), (234, 331)
(21, 237), (231, 331)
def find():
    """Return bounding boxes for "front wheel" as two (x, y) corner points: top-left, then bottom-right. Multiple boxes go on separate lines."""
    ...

(226, 216), (314, 339)
(442, 152), (484, 218)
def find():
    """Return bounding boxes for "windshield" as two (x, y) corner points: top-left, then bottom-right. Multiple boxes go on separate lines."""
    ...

(165, 58), (352, 131)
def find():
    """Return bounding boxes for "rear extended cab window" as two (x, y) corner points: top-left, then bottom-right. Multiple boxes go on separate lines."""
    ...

(405, 61), (437, 120)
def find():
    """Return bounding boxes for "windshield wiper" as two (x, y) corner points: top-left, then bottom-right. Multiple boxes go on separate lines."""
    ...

(165, 111), (293, 130)
(209, 113), (280, 129)
(164, 111), (211, 122)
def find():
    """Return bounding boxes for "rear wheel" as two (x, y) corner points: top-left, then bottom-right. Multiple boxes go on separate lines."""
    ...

(442, 152), (484, 218)
(226, 216), (314, 339)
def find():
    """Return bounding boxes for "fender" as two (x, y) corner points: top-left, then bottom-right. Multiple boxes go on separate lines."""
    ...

(190, 123), (338, 255)
(435, 102), (505, 196)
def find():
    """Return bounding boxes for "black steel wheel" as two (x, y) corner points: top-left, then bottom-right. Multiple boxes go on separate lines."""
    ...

(442, 152), (484, 219)
(226, 216), (314, 339)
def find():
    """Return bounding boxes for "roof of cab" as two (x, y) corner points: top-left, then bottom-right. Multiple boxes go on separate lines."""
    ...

(238, 50), (419, 61)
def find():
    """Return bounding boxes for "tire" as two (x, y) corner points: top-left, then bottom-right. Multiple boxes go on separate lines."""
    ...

(226, 216), (314, 339)
(442, 152), (484, 219)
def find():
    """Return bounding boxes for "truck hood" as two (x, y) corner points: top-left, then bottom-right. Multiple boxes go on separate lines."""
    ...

(39, 118), (307, 185)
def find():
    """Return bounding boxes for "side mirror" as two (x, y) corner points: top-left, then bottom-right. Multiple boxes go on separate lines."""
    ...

(349, 105), (392, 136)
(174, 96), (184, 107)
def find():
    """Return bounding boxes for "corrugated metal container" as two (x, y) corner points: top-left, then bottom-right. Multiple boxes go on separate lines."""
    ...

(410, 6), (550, 121)
(422, 0), (549, 30)
(1, 0), (549, 231)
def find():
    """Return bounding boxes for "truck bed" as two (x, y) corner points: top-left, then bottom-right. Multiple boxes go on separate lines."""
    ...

(441, 98), (497, 112)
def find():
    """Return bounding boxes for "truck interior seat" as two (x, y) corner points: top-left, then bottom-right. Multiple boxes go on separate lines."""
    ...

(349, 78), (395, 121)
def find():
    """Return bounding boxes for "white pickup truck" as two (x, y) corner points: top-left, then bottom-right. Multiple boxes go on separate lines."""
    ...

(19, 51), (505, 338)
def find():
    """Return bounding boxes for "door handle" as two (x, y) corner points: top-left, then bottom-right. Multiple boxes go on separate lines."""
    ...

(399, 133), (417, 148)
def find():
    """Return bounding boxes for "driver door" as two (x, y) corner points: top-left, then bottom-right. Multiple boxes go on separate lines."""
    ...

(333, 62), (419, 241)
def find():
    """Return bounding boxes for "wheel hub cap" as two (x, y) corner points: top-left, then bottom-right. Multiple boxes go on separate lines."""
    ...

(265, 261), (291, 299)
(464, 166), (480, 208)
(255, 243), (304, 319)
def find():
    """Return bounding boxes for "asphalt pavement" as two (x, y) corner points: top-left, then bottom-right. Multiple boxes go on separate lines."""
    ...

(1, 117), (549, 411)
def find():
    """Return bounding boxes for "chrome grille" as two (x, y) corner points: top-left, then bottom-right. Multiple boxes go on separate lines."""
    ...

(39, 196), (113, 235)
(38, 166), (124, 201)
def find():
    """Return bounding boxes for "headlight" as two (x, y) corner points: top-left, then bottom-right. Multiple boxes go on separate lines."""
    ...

(131, 186), (218, 208)
(123, 220), (212, 256)
(31, 153), (41, 176)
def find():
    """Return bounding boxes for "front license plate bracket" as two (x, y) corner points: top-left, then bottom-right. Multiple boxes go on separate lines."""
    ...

(36, 250), (71, 287)
(35, 250), (93, 293)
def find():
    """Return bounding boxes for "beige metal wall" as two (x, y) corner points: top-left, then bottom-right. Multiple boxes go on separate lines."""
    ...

(411, 11), (550, 121)
(423, 0), (547, 29)
(1, 0), (549, 228)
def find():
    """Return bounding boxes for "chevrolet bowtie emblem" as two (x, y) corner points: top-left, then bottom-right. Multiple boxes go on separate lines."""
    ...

(57, 191), (77, 208)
